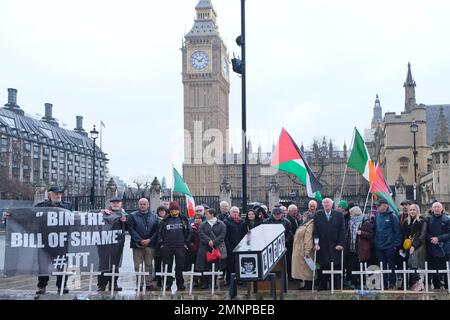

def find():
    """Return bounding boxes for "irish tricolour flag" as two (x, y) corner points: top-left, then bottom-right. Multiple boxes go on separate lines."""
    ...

(271, 128), (322, 200)
(173, 168), (195, 218)
(347, 128), (376, 184)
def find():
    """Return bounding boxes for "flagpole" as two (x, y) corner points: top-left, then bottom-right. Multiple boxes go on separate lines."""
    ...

(339, 127), (356, 199)
(100, 121), (103, 150)
(171, 165), (174, 202)
(362, 182), (373, 215)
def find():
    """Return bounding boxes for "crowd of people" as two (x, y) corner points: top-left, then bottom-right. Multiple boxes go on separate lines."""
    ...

(3, 186), (450, 294)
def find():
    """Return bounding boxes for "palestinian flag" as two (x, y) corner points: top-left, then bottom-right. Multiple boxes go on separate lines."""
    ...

(370, 164), (398, 214)
(173, 168), (195, 218)
(271, 128), (322, 200)
(347, 128), (376, 184)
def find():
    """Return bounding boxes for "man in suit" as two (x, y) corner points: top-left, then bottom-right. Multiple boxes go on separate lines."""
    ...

(313, 198), (345, 291)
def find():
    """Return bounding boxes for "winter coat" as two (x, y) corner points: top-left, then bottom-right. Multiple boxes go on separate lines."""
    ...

(158, 214), (192, 248)
(241, 220), (262, 235)
(188, 223), (201, 256)
(196, 219), (227, 271)
(264, 216), (293, 245)
(356, 217), (375, 262)
(292, 219), (315, 281)
(35, 200), (72, 211)
(313, 210), (345, 266)
(426, 213), (450, 257)
(374, 210), (402, 250)
(402, 217), (427, 269)
(126, 210), (159, 249)
(224, 216), (245, 253)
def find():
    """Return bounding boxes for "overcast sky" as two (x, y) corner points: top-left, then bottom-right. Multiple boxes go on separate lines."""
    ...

(1, 0), (450, 185)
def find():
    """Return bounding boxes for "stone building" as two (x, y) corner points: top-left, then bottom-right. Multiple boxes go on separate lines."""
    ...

(0, 88), (109, 197)
(365, 63), (450, 206)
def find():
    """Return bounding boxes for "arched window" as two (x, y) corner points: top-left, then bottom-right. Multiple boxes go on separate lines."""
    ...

(399, 157), (409, 174)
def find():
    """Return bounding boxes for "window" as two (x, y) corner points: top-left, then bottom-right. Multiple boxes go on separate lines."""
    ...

(0, 115), (16, 128)
(399, 157), (409, 173)
(443, 154), (449, 165)
(40, 127), (54, 139)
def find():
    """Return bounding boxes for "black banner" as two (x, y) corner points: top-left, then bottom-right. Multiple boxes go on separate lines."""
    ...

(4, 208), (125, 276)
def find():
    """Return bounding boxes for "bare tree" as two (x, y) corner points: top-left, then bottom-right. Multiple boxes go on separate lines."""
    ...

(0, 166), (34, 200)
(129, 175), (154, 198)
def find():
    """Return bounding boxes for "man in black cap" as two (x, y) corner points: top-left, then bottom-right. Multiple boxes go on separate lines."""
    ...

(97, 196), (128, 292)
(399, 200), (412, 225)
(34, 186), (72, 294)
(265, 207), (293, 247)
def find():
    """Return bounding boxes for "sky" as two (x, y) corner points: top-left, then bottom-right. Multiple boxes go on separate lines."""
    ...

(1, 0), (450, 185)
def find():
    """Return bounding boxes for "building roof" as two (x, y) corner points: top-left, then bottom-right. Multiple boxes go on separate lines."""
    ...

(0, 108), (107, 160)
(426, 104), (450, 145)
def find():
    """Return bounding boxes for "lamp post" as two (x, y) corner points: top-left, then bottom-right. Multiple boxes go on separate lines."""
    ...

(410, 121), (418, 201)
(231, 0), (248, 213)
(90, 125), (99, 207)
(240, 0), (248, 214)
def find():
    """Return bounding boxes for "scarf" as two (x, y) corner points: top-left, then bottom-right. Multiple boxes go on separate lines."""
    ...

(170, 210), (180, 217)
(349, 215), (364, 253)
(207, 217), (217, 227)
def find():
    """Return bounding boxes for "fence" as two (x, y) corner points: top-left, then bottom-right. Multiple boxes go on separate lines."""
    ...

(62, 196), (105, 212)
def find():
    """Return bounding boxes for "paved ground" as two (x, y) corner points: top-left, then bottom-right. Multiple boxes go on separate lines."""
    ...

(1, 233), (450, 300)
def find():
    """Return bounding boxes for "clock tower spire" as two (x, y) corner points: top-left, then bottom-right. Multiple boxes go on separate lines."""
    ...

(182, 0), (230, 196)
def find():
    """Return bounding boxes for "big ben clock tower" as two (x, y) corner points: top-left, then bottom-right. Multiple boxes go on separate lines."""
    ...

(182, 0), (230, 196)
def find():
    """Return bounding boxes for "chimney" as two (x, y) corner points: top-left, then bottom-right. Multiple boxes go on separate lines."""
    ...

(8, 88), (17, 105)
(41, 103), (59, 127)
(4, 88), (24, 115)
(74, 115), (88, 136)
(45, 103), (53, 119)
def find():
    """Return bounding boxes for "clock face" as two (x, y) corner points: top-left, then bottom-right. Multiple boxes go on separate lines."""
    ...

(223, 57), (229, 76)
(190, 51), (209, 70)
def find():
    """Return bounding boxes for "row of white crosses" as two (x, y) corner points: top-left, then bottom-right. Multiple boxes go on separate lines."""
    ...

(350, 261), (450, 294)
(53, 262), (223, 297)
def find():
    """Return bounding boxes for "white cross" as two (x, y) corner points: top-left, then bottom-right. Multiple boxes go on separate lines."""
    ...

(340, 250), (344, 290)
(364, 262), (392, 292)
(416, 261), (437, 293)
(156, 264), (175, 297)
(203, 263), (223, 296)
(116, 263), (148, 295)
(52, 264), (76, 296)
(80, 264), (101, 294)
(394, 261), (416, 293)
(351, 262), (367, 293)
(438, 261), (450, 294)
(311, 250), (317, 293)
(322, 262), (343, 294)
(182, 264), (202, 296)
(103, 265), (121, 298)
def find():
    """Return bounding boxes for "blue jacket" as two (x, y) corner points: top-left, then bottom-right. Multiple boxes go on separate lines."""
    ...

(127, 210), (159, 248)
(374, 210), (402, 250)
(427, 213), (450, 257)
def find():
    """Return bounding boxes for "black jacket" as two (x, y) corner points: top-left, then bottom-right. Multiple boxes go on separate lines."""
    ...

(127, 210), (159, 248)
(224, 216), (245, 252)
(264, 216), (293, 244)
(286, 214), (302, 240)
(427, 213), (450, 257)
(313, 209), (345, 266)
(158, 214), (192, 248)
(35, 200), (72, 211)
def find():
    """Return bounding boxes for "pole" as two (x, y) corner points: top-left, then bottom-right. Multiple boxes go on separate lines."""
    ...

(362, 184), (372, 214)
(413, 131), (417, 201)
(339, 128), (356, 198)
(91, 136), (96, 206)
(241, 0), (248, 214)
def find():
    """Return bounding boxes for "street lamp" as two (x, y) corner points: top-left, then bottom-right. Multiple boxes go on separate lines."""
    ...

(90, 125), (99, 206)
(410, 121), (418, 201)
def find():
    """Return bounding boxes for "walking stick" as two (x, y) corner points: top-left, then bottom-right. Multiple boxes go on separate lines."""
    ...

(341, 249), (344, 291)
(312, 237), (319, 292)
(312, 250), (317, 293)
